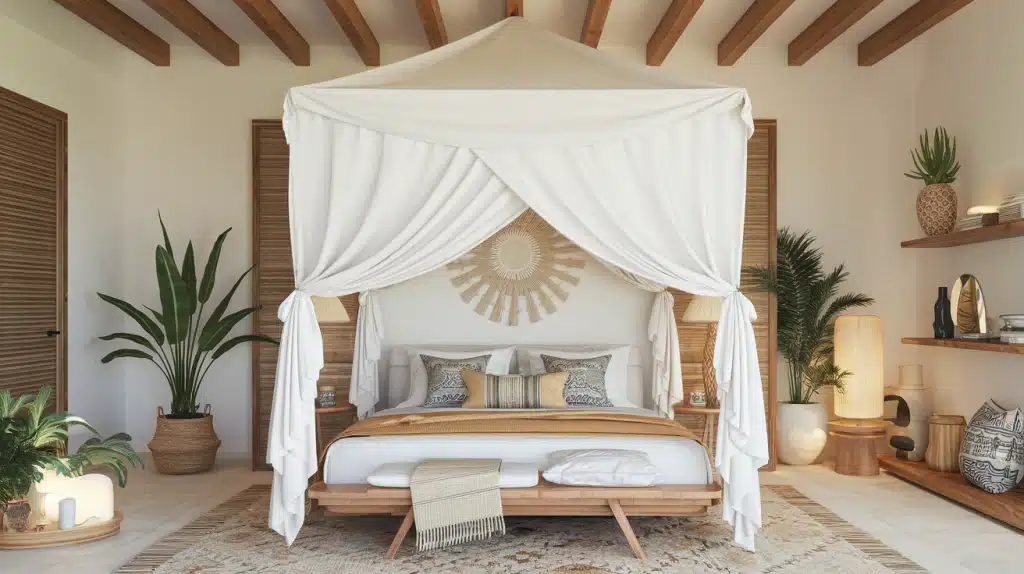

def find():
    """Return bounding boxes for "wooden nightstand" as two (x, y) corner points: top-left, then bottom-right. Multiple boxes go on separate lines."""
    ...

(673, 404), (720, 461)
(314, 404), (357, 481)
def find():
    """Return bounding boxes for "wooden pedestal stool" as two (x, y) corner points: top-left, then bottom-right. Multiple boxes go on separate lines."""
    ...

(828, 419), (888, 476)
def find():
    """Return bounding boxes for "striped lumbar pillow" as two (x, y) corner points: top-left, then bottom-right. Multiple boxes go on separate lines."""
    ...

(461, 370), (568, 409)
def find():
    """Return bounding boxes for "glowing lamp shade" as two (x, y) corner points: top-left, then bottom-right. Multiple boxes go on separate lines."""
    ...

(833, 315), (884, 419)
(312, 296), (350, 324)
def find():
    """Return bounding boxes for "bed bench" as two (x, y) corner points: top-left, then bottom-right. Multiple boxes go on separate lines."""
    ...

(308, 479), (722, 560)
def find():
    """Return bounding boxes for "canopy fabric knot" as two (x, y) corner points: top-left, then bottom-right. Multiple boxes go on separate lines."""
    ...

(266, 17), (768, 552)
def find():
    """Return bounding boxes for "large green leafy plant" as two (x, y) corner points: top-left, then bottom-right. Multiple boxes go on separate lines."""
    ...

(746, 228), (874, 404)
(905, 127), (960, 185)
(0, 387), (143, 494)
(99, 215), (277, 418)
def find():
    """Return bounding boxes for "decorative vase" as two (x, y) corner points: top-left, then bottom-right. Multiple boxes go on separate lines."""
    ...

(925, 414), (966, 472)
(933, 287), (954, 339)
(916, 184), (958, 236)
(2, 500), (31, 532)
(960, 400), (1024, 493)
(777, 402), (828, 466)
(886, 365), (933, 461)
(148, 406), (221, 475)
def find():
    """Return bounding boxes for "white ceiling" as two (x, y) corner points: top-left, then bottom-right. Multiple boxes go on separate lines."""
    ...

(103, 0), (924, 56)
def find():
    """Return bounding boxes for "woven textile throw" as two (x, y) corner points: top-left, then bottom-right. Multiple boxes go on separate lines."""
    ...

(410, 459), (506, 551)
(461, 370), (568, 409)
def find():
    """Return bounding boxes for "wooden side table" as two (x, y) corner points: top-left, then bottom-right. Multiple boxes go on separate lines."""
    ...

(828, 419), (888, 476)
(314, 404), (357, 481)
(674, 405), (720, 462)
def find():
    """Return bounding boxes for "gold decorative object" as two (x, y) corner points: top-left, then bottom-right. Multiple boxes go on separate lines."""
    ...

(447, 211), (585, 326)
(951, 274), (987, 336)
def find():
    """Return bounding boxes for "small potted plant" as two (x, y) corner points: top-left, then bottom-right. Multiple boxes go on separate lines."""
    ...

(98, 215), (278, 474)
(906, 127), (961, 236)
(747, 228), (874, 465)
(0, 417), (48, 532)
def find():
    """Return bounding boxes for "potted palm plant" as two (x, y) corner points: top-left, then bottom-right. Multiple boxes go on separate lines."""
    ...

(0, 417), (47, 532)
(906, 127), (961, 236)
(0, 386), (142, 531)
(747, 228), (874, 465)
(98, 215), (277, 474)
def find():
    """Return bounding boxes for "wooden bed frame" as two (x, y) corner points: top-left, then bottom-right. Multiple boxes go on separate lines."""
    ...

(309, 479), (722, 560)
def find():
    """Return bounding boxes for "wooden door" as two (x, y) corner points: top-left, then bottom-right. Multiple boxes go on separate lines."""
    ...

(251, 120), (358, 470)
(0, 87), (67, 409)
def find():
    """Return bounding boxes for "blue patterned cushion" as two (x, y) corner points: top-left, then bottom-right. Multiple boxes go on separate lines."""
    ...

(421, 354), (491, 408)
(540, 354), (614, 408)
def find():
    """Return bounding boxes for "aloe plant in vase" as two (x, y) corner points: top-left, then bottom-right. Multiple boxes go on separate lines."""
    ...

(906, 127), (961, 236)
(98, 215), (278, 474)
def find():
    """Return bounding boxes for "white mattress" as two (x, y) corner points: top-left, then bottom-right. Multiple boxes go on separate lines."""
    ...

(323, 407), (712, 485)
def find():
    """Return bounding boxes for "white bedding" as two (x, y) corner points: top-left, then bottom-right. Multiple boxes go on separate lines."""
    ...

(323, 406), (712, 485)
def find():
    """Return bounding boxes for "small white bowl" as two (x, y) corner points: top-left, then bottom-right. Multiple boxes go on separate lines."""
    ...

(1000, 314), (1024, 329)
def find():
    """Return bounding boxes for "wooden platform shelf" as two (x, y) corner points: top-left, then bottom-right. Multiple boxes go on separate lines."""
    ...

(901, 219), (1024, 248)
(310, 480), (721, 560)
(879, 456), (1024, 531)
(902, 337), (1024, 355)
(0, 510), (122, 549)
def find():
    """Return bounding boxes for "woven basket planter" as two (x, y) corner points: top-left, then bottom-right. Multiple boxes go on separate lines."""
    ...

(148, 406), (221, 475)
(916, 183), (958, 236)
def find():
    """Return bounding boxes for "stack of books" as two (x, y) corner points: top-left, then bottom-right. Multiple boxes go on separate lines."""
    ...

(998, 193), (1024, 223)
(953, 213), (986, 232)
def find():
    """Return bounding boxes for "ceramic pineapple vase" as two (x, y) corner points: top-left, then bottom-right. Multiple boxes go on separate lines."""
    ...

(916, 183), (957, 236)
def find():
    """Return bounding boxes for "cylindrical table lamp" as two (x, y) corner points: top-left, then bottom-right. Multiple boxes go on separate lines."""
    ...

(829, 315), (887, 476)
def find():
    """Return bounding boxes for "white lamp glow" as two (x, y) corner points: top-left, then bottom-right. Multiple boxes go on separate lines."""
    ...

(33, 469), (115, 526)
(834, 315), (884, 419)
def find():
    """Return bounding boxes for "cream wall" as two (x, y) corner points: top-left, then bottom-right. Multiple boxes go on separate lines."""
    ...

(914, 0), (1024, 417)
(2, 4), (928, 456)
(0, 11), (125, 445)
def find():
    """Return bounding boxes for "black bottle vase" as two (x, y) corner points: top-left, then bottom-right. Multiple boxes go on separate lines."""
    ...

(933, 287), (954, 339)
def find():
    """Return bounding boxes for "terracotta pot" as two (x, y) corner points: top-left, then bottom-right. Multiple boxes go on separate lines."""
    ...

(2, 500), (31, 532)
(916, 184), (957, 236)
(148, 406), (221, 475)
(777, 402), (828, 466)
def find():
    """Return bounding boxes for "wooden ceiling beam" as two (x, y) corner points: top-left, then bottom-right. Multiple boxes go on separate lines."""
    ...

(231, 0), (309, 65)
(415, 0), (447, 49)
(858, 0), (974, 66)
(53, 0), (170, 66)
(788, 0), (884, 66)
(506, 0), (523, 18)
(646, 0), (703, 66)
(581, 0), (612, 48)
(142, 0), (239, 66)
(323, 0), (380, 66)
(718, 0), (796, 66)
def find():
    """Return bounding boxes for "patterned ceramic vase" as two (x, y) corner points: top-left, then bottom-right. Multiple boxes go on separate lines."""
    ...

(916, 184), (957, 236)
(959, 400), (1024, 493)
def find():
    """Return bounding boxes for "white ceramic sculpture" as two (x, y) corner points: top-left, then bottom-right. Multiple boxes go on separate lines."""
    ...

(887, 365), (933, 461)
(30, 469), (115, 526)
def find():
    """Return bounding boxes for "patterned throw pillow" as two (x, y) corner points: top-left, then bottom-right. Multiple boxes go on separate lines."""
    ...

(461, 370), (568, 409)
(540, 354), (614, 408)
(421, 354), (491, 408)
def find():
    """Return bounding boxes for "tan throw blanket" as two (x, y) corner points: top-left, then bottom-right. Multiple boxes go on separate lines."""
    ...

(325, 410), (700, 453)
(410, 459), (505, 551)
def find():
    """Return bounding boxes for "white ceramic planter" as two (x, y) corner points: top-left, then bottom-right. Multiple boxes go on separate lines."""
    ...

(777, 402), (828, 466)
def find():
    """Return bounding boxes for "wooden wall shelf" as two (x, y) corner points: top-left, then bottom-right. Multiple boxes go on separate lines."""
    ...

(901, 219), (1024, 248)
(901, 337), (1024, 355)
(879, 456), (1024, 531)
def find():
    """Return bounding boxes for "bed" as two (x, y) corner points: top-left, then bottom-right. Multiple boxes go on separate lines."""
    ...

(311, 405), (722, 559)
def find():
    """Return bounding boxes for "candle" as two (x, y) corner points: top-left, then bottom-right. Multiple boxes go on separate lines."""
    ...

(58, 498), (76, 530)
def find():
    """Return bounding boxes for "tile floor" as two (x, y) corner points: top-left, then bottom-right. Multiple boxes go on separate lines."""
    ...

(4, 458), (1021, 573)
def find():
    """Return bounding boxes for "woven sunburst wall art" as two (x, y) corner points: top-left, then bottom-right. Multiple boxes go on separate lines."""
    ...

(447, 211), (586, 326)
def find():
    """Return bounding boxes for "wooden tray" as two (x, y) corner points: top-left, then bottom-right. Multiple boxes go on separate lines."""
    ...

(0, 510), (122, 549)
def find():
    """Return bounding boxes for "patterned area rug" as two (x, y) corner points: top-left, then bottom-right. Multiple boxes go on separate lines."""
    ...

(117, 484), (924, 573)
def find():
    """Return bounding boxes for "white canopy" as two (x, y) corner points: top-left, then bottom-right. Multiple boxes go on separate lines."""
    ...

(270, 17), (768, 551)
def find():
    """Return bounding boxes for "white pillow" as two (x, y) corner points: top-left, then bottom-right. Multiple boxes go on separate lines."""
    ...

(368, 462), (539, 488)
(543, 449), (660, 487)
(397, 346), (516, 408)
(518, 346), (635, 408)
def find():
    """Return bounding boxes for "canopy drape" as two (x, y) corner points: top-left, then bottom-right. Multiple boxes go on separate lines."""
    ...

(268, 17), (768, 552)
